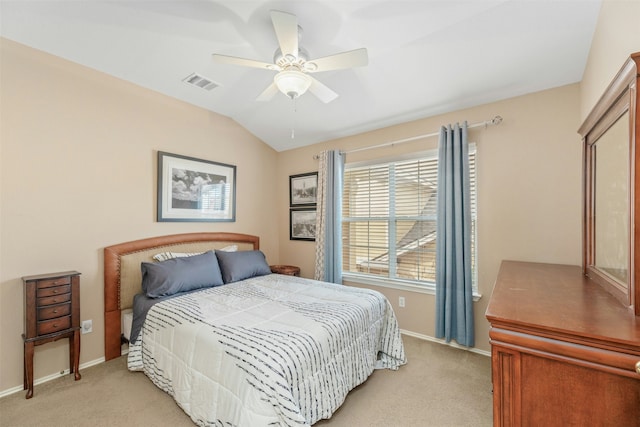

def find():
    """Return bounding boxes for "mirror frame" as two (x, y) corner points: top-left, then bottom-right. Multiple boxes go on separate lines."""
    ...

(579, 52), (640, 316)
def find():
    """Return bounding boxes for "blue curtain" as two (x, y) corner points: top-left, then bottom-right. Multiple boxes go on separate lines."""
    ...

(435, 122), (474, 347)
(314, 150), (345, 284)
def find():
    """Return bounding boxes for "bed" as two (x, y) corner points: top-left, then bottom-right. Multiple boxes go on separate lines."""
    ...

(104, 232), (406, 426)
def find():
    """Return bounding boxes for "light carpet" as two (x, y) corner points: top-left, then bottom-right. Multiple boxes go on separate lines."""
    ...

(0, 335), (493, 426)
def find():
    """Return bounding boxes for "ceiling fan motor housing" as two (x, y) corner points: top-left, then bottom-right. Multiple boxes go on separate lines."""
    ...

(273, 47), (317, 72)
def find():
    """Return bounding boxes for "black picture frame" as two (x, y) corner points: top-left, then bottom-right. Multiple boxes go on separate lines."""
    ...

(157, 151), (236, 222)
(289, 172), (318, 207)
(290, 208), (317, 241)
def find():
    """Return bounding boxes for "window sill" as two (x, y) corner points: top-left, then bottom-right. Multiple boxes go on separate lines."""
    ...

(342, 273), (482, 301)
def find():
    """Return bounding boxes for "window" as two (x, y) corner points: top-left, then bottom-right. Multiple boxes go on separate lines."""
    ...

(342, 146), (476, 292)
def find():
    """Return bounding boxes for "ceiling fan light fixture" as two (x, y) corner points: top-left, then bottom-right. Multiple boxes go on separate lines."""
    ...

(274, 69), (312, 99)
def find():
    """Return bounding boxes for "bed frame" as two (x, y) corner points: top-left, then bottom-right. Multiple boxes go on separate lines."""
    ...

(103, 232), (260, 361)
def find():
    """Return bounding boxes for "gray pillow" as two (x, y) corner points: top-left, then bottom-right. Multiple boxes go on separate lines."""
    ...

(215, 250), (272, 283)
(141, 250), (224, 298)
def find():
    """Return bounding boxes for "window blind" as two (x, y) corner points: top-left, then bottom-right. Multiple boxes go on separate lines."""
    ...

(343, 147), (476, 287)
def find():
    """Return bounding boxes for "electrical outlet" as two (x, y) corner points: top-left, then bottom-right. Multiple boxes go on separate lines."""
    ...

(399, 296), (405, 308)
(81, 319), (93, 334)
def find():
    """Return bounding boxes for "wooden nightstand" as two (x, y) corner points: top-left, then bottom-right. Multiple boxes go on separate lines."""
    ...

(22, 271), (81, 399)
(270, 265), (301, 276)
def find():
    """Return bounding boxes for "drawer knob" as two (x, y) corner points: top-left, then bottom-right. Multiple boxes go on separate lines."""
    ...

(53, 310), (58, 314)
(53, 290), (58, 294)
(636, 361), (640, 375)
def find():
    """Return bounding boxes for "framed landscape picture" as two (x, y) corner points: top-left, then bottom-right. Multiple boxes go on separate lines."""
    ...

(289, 172), (318, 207)
(290, 208), (316, 241)
(157, 151), (236, 222)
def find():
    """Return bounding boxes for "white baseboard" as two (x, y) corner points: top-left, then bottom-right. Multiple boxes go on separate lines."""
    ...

(0, 357), (105, 399)
(400, 329), (491, 357)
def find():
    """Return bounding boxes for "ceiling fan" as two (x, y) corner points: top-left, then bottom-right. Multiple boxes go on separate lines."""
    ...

(212, 10), (368, 103)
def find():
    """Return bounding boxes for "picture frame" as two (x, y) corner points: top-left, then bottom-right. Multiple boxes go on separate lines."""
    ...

(290, 208), (317, 241)
(289, 172), (318, 207)
(157, 151), (236, 222)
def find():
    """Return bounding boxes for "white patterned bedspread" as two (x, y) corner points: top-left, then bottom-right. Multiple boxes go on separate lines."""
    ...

(128, 273), (406, 426)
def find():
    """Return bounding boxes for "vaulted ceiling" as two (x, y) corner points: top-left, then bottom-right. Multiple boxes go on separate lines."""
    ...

(1, 1), (602, 151)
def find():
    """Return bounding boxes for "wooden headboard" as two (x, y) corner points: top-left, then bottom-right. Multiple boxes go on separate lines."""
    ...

(103, 232), (260, 361)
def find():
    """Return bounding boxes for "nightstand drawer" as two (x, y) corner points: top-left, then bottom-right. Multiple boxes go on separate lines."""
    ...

(37, 315), (71, 335)
(38, 303), (71, 320)
(36, 276), (71, 289)
(36, 284), (70, 298)
(37, 293), (71, 307)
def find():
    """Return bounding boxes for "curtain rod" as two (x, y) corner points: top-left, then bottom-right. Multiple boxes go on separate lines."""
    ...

(313, 115), (502, 159)
(345, 115), (503, 154)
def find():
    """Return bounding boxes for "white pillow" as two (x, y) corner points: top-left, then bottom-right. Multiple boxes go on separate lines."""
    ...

(152, 245), (237, 262)
(152, 251), (202, 262)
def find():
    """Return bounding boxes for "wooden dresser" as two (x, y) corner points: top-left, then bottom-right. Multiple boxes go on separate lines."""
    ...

(486, 261), (640, 427)
(22, 271), (82, 399)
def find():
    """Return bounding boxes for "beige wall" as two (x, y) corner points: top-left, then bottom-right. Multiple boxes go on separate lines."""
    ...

(0, 38), (279, 393)
(580, 0), (640, 118)
(278, 84), (583, 352)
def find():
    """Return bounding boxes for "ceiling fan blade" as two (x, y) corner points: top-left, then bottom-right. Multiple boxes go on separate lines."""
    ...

(212, 54), (276, 70)
(308, 76), (339, 103)
(270, 10), (299, 58)
(256, 82), (279, 102)
(308, 48), (369, 73)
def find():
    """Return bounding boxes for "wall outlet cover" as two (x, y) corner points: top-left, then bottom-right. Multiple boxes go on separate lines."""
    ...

(81, 320), (93, 334)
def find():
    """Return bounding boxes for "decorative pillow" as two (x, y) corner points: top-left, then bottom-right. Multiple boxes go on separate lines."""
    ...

(152, 245), (237, 262)
(152, 251), (202, 262)
(142, 250), (224, 298)
(215, 250), (272, 284)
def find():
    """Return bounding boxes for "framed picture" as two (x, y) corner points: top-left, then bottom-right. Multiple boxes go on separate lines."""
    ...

(290, 172), (318, 207)
(290, 208), (317, 241)
(157, 151), (236, 222)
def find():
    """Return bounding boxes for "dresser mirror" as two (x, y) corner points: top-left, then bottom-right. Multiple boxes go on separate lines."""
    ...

(579, 52), (639, 315)
(594, 111), (629, 287)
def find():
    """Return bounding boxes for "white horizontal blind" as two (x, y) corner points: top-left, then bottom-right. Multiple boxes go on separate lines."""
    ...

(342, 147), (476, 286)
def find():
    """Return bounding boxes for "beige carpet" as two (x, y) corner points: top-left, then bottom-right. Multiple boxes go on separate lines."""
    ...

(0, 335), (493, 426)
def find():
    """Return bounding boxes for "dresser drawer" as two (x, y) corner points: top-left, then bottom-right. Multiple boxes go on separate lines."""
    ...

(36, 276), (71, 289)
(38, 303), (71, 321)
(36, 284), (70, 298)
(37, 315), (71, 335)
(37, 293), (71, 307)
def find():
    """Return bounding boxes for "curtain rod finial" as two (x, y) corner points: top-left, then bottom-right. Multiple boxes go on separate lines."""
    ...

(492, 116), (503, 125)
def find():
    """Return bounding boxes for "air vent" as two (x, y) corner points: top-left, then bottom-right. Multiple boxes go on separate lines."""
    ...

(182, 73), (219, 91)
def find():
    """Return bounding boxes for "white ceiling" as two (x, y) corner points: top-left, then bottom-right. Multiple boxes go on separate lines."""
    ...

(1, 0), (602, 152)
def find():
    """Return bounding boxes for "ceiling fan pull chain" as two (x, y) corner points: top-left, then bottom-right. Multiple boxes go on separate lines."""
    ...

(291, 98), (297, 139)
